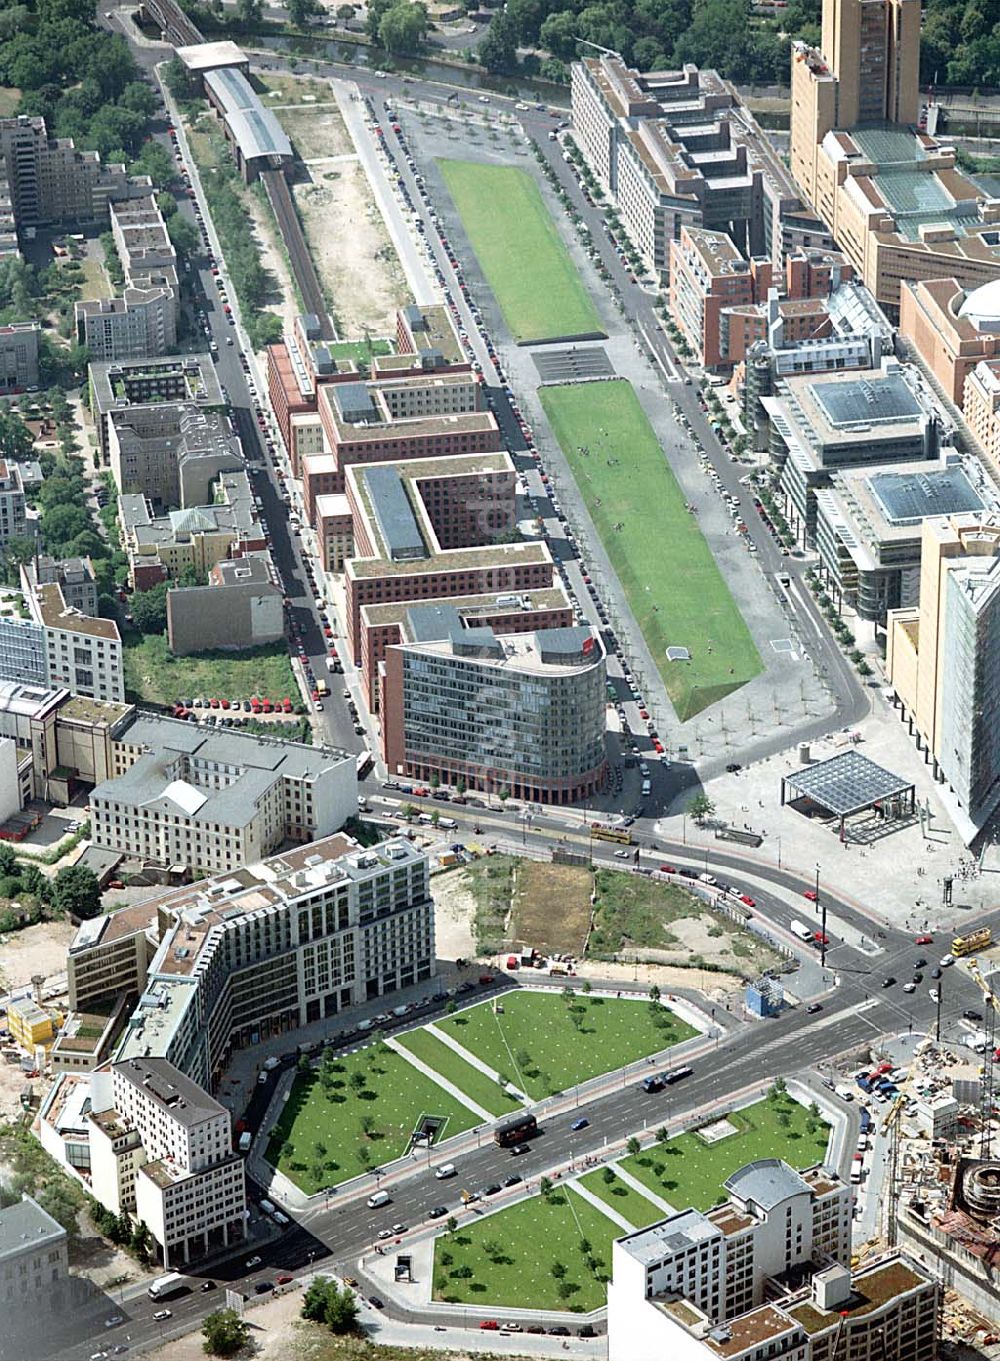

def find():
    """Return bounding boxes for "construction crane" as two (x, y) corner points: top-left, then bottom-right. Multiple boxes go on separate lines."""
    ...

(965, 957), (999, 1157)
(880, 1039), (929, 1248)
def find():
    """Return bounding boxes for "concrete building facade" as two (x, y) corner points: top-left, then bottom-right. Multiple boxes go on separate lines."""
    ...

(0, 1195), (68, 1304)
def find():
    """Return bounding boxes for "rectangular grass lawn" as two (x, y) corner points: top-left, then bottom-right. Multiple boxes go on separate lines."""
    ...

(438, 159), (603, 343)
(438, 990), (696, 1101)
(540, 380), (762, 720)
(265, 1046), (480, 1192)
(394, 1027), (523, 1118)
(577, 1169), (666, 1229)
(434, 1186), (619, 1311)
(619, 1091), (831, 1211)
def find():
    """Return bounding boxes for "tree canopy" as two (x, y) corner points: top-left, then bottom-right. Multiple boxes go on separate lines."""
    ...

(52, 864), (101, 920)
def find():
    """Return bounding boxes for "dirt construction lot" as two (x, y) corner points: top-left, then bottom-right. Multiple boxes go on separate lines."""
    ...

(276, 103), (354, 160)
(293, 159), (411, 337)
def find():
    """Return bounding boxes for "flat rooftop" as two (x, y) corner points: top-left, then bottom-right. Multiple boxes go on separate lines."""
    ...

(347, 538), (551, 581)
(360, 585), (572, 631)
(786, 1257), (930, 1334)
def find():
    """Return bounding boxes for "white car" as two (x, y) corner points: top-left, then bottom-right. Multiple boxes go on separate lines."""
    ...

(152, 1310), (172, 1321)
(939, 954), (955, 967)
(245, 1255), (262, 1269)
(614, 848), (629, 859)
(929, 989), (940, 1003)
(903, 982), (916, 994)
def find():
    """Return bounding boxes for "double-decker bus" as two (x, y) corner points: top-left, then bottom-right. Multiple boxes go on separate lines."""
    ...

(952, 927), (992, 957)
(493, 1112), (538, 1147)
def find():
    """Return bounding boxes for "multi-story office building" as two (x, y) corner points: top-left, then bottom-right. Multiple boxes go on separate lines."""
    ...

(63, 833), (432, 1082)
(0, 114), (129, 228)
(0, 458), (27, 544)
(571, 56), (829, 282)
(315, 493), (354, 573)
(89, 354), (225, 459)
(309, 371), (498, 501)
(267, 305), (469, 470)
(86, 1057), (246, 1270)
(790, 0), (1000, 321)
(670, 233), (857, 370)
(88, 712), (356, 874)
(899, 278), (1000, 409)
(814, 454), (993, 626)
(0, 1195), (68, 1303)
(887, 513), (1000, 840)
(608, 1161), (850, 1346)
(20, 556), (98, 618)
(359, 584), (576, 714)
(762, 359), (945, 546)
(0, 321), (40, 393)
(382, 608), (607, 804)
(962, 358), (1000, 468)
(742, 280), (894, 450)
(118, 468), (266, 590)
(0, 579), (123, 703)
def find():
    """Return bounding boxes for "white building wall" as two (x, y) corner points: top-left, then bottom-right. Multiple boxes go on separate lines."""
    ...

(0, 736), (20, 823)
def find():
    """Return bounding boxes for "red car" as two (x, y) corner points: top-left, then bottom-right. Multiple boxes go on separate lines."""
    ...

(739, 894), (756, 908)
(915, 934), (933, 945)
(412, 785), (430, 797)
(659, 864), (676, 874)
(804, 889), (818, 901)
(275, 1274), (292, 1286)
(479, 974), (494, 985)
(479, 1321), (499, 1331)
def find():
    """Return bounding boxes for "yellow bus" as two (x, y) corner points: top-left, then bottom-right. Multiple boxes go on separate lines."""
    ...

(951, 927), (992, 957)
(591, 824), (632, 845)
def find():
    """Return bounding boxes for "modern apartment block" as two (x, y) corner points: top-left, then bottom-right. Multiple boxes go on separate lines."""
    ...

(762, 359), (946, 546)
(76, 197), (178, 361)
(0, 1195), (68, 1304)
(0, 457), (27, 544)
(0, 114), (129, 228)
(0, 579), (123, 703)
(88, 712), (357, 874)
(87, 1057), (246, 1270)
(0, 321), (40, 393)
(609, 1160), (853, 1360)
(63, 832), (432, 1083)
(571, 56), (829, 282)
(89, 354), (225, 459)
(814, 454), (993, 627)
(118, 467), (266, 590)
(887, 513), (1000, 840)
(382, 608), (607, 803)
(790, 0), (1000, 319)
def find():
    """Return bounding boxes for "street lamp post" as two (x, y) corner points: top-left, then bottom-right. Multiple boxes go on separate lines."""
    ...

(936, 979), (943, 1043)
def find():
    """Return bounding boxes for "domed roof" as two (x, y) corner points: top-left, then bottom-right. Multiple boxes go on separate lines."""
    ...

(958, 279), (1000, 331)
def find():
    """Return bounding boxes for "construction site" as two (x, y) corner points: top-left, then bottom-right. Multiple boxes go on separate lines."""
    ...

(837, 950), (1000, 1359)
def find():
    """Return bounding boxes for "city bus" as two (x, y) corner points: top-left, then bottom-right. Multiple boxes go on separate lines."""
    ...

(591, 824), (632, 845)
(493, 1112), (538, 1147)
(951, 927), (992, 958)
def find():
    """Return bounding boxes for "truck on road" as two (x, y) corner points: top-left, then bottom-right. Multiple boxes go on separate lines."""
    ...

(148, 1272), (189, 1300)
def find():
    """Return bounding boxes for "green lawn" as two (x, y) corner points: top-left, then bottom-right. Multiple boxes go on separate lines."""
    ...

(438, 159), (603, 343)
(540, 380), (762, 720)
(576, 1169), (666, 1229)
(266, 1046), (481, 1193)
(123, 633), (298, 706)
(433, 1187), (618, 1311)
(326, 338), (393, 363)
(619, 1091), (831, 1212)
(394, 1028), (523, 1117)
(437, 990), (696, 1101)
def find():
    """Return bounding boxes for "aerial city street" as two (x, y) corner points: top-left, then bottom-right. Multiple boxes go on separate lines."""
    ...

(2, 0), (1000, 1357)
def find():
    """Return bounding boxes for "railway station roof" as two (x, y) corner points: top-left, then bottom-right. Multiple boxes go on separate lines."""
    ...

(204, 65), (292, 164)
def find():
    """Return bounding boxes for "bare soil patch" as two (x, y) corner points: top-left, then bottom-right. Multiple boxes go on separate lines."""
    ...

(276, 104), (354, 160)
(510, 859), (592, 957)
(293, 159), (410, 336)
(0, 919), (76, 994)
